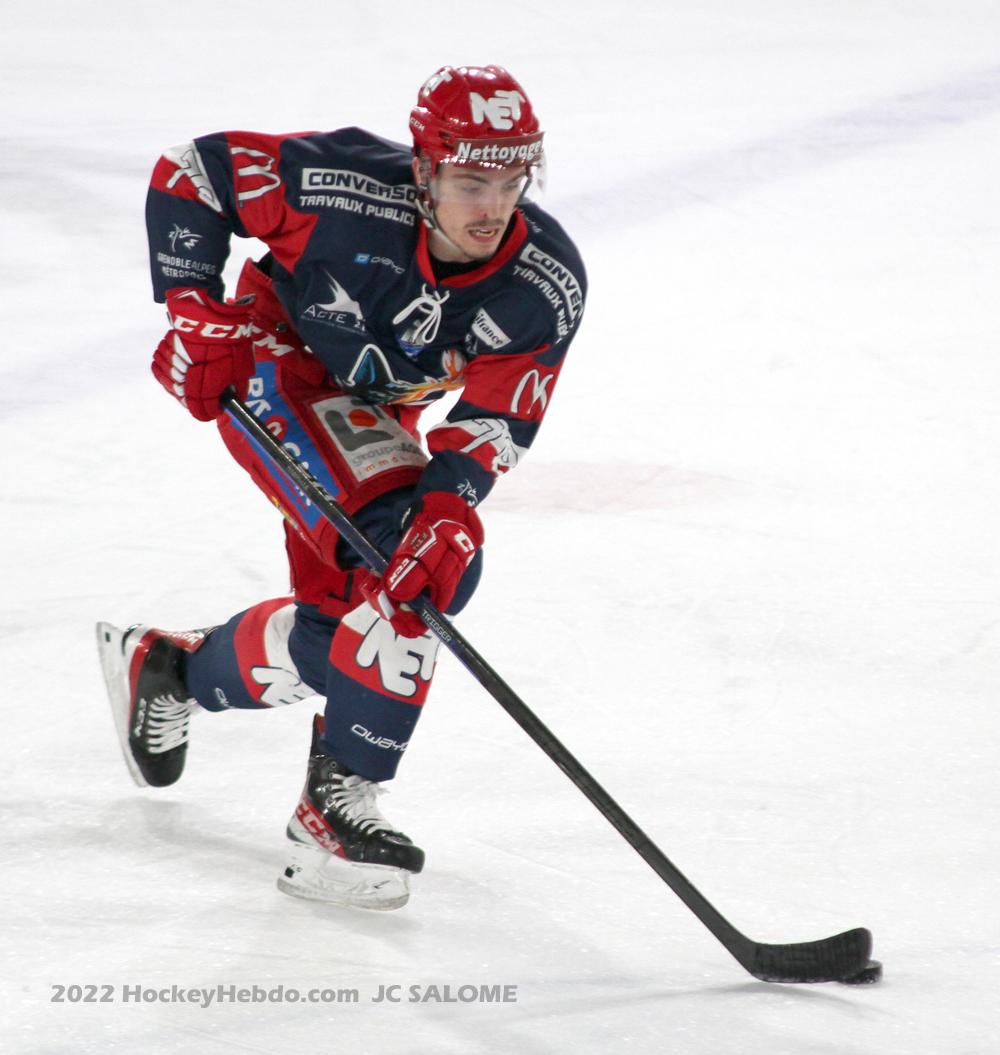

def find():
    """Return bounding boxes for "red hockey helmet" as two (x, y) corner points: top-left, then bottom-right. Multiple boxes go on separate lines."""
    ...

(410, 65), (545, 178)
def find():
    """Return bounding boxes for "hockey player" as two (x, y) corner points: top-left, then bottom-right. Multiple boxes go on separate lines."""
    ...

(98, 65), (586, 910)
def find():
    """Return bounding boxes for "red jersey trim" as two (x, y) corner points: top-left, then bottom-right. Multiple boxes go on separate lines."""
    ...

(415, 211), (528, 287)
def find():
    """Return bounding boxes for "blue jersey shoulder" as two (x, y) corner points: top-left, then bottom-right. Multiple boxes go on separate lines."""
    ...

(482, 203), (587, 355)
(279, 128), (413, 185)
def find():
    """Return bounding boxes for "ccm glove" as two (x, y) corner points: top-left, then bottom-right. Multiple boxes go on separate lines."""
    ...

(152, 287), (256, 422)
(361, 492), (484, 638)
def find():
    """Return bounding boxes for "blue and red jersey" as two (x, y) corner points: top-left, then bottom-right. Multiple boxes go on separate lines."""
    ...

(146, 127), (587, 509)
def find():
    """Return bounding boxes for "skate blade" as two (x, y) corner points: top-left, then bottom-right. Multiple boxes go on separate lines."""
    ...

(95, 621), (148, 789)
(277, 843), (411, 911)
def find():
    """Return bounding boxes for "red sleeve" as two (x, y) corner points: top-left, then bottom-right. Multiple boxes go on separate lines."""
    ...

(147, 131), (318, 280)
(456, 344), (561, 423)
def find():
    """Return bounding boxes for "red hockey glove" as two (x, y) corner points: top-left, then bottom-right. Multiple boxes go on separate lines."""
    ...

(151, 287), (256, 422)
(360, 492), (484, 638)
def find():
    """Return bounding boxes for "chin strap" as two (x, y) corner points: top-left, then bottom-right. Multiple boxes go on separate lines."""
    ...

(414, 183), (470, 260)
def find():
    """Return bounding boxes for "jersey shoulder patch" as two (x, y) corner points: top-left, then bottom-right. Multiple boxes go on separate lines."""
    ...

(509, 206), (587, 347)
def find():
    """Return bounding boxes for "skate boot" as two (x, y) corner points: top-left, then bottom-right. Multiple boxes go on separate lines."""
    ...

(278, 714), (424, 910)
(96, 622), (212, 788)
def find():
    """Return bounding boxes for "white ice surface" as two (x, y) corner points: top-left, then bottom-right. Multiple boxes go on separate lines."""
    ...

(3, 2), (1000, 1052)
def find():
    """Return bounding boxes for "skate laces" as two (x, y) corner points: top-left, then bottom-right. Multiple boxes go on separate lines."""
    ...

(143, 695), (191, 754)
(324, 773), (394, 834)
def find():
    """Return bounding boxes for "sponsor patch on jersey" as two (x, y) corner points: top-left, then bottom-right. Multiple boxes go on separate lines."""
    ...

(155, 251), (218, 284)
(519, 243), (583, 320)
(513, 243), (584, 341)
(299, 170), (418, 225)
(301, 272), (367, 333)
(312, 395), (426, 484)
(300, 169), (417, 205)
(470, 308), (511, 350)
(354, 252), (405, 275)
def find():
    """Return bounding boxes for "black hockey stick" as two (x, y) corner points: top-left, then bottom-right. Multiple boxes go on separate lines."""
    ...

(223, 393), (877, 984)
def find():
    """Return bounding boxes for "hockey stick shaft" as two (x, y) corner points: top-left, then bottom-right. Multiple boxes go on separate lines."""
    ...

(223, 394), (870, 982)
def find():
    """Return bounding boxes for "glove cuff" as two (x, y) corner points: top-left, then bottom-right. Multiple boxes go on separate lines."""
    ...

(165, 287), (256, 339)
(414, 491), (484, 542)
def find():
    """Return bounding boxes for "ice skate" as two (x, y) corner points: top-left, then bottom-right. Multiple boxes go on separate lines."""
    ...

(96, 622), (212, 788)
(277, 715), (424, 910)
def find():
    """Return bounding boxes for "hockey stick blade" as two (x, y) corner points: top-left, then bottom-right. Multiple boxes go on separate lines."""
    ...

(221, 393), (876, 984)
(739, 926), (872, 983)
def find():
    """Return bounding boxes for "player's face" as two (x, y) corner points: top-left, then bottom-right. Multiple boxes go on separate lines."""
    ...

(423, 162), (528, 262)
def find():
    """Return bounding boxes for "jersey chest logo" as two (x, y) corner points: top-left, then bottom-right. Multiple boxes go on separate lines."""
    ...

(392, 285), (451, 357)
